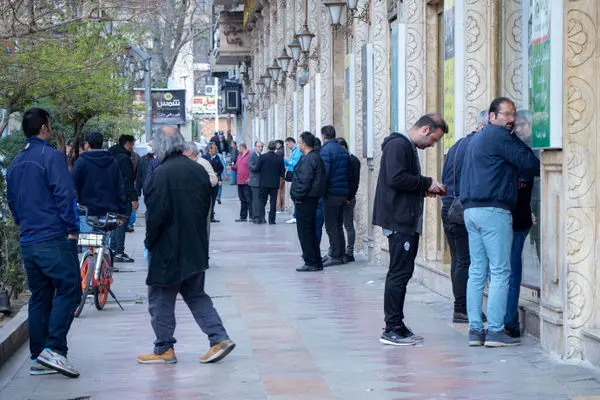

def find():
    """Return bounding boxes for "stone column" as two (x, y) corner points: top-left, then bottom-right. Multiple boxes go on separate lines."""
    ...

(352, 0), (369, 256)
(319, 2), (333, 128)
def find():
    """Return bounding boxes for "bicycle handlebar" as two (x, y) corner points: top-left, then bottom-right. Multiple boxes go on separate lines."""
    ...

(77, 205), (129, 231)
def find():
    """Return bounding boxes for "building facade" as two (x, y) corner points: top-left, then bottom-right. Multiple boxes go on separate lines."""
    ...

(212, 0), (600, 367)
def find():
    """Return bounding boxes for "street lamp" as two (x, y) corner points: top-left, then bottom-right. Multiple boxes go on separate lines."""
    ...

(261, 73), (272, 88)
(324, 1), (346, 25)
(247, 91), (256, 103)
(296, 24), (315, 53)
(256, 81), (265, 95)
(346, 0), (358, 11)
(277, 48), (292, 73)
(288, 38), (302, 61)
(268, 59), (282, 81)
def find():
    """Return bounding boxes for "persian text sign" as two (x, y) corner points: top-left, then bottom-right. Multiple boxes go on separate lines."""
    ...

(529, 0), (551, 148)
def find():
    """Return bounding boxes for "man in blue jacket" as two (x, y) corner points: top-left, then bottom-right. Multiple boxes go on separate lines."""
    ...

(7, 108), (81, 378)
(460, 97), (540, 348)
(284, 137), (302, 224)
(319, 125), (349, 267)
(71, 130), (128, 232)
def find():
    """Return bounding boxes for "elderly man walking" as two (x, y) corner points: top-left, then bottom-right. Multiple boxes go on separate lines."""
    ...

(137, 126), (235, 365)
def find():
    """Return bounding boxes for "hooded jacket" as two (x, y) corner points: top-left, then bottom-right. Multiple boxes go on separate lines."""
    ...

(72, 150), (128, 216)
(320, 140), (349, 198)
(372, 133), (432, 234)
(7, 137), (79, 243)
(109, 144), (138, 202)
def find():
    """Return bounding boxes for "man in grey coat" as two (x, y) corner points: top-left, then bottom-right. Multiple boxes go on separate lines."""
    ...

(248, 141), (264, 223)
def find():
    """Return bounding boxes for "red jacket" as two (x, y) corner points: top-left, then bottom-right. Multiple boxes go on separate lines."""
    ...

(232, 151), (250, 185)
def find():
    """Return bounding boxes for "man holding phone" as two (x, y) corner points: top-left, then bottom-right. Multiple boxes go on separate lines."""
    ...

(373, 114), (448, 346)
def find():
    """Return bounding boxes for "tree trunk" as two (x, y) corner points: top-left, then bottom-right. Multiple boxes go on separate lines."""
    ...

(0, 108), (12, 137)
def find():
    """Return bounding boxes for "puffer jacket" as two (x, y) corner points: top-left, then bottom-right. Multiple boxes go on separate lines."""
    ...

(290, 150), (325, 201)
(320, 140), (349, 198)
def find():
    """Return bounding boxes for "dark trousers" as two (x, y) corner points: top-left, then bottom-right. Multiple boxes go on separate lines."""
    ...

(210, 185), (219, 220)
(442, 214), (470, 314)
(384, 232), (419, 329)
(21, 237), (82, 359)
(259, 187), (278, 224)
(251, 186), (261, 221)
(316, 198), (324, 245)
(323, 196), (346, 259)
(148, 272), (229, 354)
(110, 203), (131, 254)
(342, 198), (356, 256)
(237, 184), (253, 220)
(296, 197), (322, 268)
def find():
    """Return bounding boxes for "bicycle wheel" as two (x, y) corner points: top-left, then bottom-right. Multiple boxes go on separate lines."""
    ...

(74, 254), (94, 318)
(94, 255), (112, 310)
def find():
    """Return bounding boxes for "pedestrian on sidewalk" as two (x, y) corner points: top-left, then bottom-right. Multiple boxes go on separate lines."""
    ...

(441, 109), (488, 324)
(202, 142), (224, 223)
(7, 108), (82, 378)
(320, 125), (350, 268)
(284, 137), (302, 224)
(248, 141), (264, 223)
(231, 143), (253, 222)
(504, 110), (538, 339)
(229, 141), (239, 185)
(291, 131), (326, 272)
(275, 140), (286, 212)
(138, 126), (235, 365)
(109, 134), (138, 263)
(336, 137), (361, 263)
(255, 141), (285, 225)
(460, 97), (539, 348)
(373, 114), (448, 346)
(183, 141), (218, 187)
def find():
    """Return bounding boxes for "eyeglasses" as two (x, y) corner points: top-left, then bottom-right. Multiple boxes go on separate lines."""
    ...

(496, 111), (516, 118)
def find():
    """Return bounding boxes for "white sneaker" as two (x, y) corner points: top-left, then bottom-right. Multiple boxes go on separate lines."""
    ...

(286, 218), (296, 224)
(30, 360), (58, 375)
(37, 348), (80, 378)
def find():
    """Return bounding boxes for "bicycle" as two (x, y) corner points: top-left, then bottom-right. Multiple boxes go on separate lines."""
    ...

(74, 206), (127, 318)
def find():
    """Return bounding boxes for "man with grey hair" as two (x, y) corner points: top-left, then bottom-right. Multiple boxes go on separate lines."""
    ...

(441, 110), (488, 324)
(138, 126), (235, 365)
(183, 141), (218, 187)
(248, 141), (264, 223)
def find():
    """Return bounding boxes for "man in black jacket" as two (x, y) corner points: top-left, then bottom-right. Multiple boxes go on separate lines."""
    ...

(109, 134), (138, 263)
(202, 142), (224, 223)
(72, 131), (128, 231)
(373, 114), (447, 346)
(336, 137), (361, 263)
(291, 132), (325, 272)
(255, 141), (285, 224)
(137, 126), (235, 365)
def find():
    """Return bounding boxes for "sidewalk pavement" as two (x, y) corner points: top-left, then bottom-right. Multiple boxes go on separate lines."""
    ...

(1, 185), (600, 400)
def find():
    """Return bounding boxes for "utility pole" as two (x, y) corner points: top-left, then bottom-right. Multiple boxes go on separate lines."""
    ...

(130, 45), (152, 141)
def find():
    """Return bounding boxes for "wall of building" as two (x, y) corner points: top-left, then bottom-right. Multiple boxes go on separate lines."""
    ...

(239, 0), (600, 367)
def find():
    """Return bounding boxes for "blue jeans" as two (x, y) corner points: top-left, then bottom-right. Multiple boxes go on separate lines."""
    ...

(231, 170), (237, 185)
(21, 237), (82, 358)
(505, 228), (530, 334)
(128, 210), (136, 227)
(464, 207), (513, 333)
(316, 198), (324, 244)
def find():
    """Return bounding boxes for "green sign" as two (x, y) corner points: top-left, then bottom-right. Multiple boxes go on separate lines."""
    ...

(529, 0), (551, 148)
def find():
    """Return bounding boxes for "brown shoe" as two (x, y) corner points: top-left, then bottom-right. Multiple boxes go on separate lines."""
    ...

(200, 340), (236, 363)
(137, 348), (177, 364)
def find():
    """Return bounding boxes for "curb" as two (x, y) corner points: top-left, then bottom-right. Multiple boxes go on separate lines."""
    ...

(0, 304), (28, 369)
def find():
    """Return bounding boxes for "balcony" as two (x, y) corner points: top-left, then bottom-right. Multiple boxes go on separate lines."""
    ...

(212, 11), (250, 66)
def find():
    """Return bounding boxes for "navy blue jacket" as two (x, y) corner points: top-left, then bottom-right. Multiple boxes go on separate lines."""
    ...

(320, 140), (349, 198)
(7, 137), (79, 243)
(72, 150), (128, 217)
(460, 124), (540, 212)
(441, 132), (475, 215)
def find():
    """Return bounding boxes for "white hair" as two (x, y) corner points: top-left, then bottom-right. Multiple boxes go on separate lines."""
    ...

(153, 126), (185, 158)
(477, 110), (489, 126)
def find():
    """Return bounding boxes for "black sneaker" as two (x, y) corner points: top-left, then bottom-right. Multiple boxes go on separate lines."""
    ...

(344, 254), (355, 263)
(114, 253), (134, 263)
(398, 325), (424, 343)
(484, 330), (521, 347)
(380, 329), (416, 346)
(453, 312), (469, 323)
(504, 327), (521, 339)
